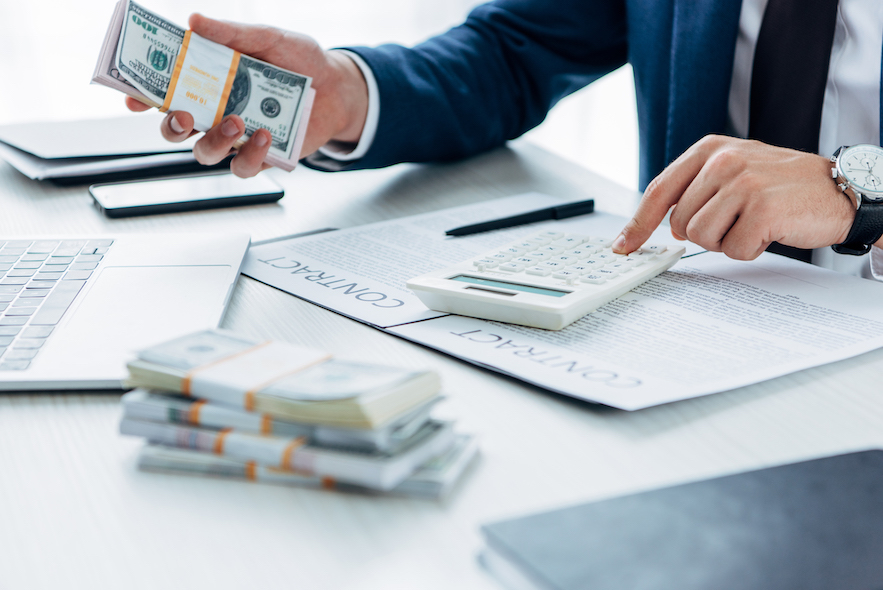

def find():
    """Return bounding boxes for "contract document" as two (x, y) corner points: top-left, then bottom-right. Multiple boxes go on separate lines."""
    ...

(243, 194), (883, 410)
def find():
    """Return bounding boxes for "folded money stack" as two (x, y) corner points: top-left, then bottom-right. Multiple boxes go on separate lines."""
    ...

(120, 330), (478, 499)
(93, 0), (315, 171)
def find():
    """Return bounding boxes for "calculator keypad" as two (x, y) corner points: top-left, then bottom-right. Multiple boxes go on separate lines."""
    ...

(477, 233), (667, 285)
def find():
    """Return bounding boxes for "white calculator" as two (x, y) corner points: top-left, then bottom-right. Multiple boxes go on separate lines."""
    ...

(407, 230), (685, 330)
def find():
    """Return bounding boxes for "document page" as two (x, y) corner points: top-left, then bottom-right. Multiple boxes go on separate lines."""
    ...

(391, 252), (883, 409)
(243, 193), (691, 328)
(243, 193), (883, 410)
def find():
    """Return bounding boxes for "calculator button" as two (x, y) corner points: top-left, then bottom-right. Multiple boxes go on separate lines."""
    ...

(641, 244), (668, 254)
(538, 261), (566, 269)
(525, 236), (552, 246)
(606, 263), (632, 274)
(484, 253), (512, 262)
(473, 259), (499, 268)
(564, 249), (593, 259)
(526, 251), (552, 260)
(630, 251), (656, 260)
(535, 246), (565, 255)
(552, 270), (579, 279)
(581, 274), (607, 284)
(512, 256), (538, 265)
(526, 266), (551, 276)
(586, 237), (614, 247)
(497, 263), (525, 273)
(553, 235), (586, 247)
(580, 259), (607, 269)
(591, 253), (618, 263)
(622, 256), (645, 266)
(552, 256), (580, 265)
(499, 246), (527, 255)
(597, 268), (620, 277)
(535, 231), (564, 240)
(511, 242), (536, 250)
(568, 265), (594, 274)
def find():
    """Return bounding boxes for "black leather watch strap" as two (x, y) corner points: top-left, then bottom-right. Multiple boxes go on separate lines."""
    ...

(833, 199), (883, 255)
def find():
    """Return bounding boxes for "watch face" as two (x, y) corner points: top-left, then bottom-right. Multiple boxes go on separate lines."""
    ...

(839, 144), (883, 199)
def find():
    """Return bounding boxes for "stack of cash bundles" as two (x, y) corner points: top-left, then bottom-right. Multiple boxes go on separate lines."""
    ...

(120, 330), (477, 499)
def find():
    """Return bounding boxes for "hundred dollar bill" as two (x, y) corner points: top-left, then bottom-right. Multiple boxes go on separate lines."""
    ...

(92, 0), (314, 171)
(126, 329), (441, 429)
(120, 418), (456, 490)
(121, 389), (442, 454)
(137, 434), (479, 499)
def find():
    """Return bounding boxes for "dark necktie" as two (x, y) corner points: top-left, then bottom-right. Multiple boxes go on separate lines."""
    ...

(748, 0), (840, 262)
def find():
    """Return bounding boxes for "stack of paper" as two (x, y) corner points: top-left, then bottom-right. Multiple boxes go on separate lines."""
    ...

(121, 329), (478, 498)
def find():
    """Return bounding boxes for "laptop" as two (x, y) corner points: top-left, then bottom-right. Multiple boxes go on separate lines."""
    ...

(0, 233), (250, 390)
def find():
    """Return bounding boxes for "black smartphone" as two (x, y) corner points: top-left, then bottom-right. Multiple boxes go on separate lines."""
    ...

(89, 173), (284, 218)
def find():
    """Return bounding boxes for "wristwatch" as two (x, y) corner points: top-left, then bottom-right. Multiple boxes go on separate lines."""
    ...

(831, 144), (883, 255)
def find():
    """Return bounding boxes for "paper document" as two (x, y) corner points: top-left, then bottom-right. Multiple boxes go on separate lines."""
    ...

(244, 193), (700, 328)
(243, 194), (883, 410)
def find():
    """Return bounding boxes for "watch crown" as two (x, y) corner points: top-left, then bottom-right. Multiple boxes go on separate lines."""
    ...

(832, 167), (839, 178)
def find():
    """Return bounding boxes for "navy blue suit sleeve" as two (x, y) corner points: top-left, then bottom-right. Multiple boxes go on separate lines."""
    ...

(305, 0), (627, 171)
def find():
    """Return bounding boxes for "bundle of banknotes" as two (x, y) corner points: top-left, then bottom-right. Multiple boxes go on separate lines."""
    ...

(92, 0), (314, 171)
(120, 329), (478, 498)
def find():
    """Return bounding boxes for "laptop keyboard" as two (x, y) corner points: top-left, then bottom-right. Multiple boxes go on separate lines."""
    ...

(0, 239), (112, 371)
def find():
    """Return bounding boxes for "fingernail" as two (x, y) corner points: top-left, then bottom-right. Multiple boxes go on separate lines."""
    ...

(253, 132), (268, 147)
(169, 115), (185, 134)
(222, 118), (240, 137)
(612, 234), (626, 252)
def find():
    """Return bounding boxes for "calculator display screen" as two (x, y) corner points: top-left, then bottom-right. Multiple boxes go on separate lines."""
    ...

(451, 275), (570, 297)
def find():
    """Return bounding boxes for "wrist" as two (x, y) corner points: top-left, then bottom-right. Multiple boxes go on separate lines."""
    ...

(325, 50), (369, 144)
(822, 155), (856, 246)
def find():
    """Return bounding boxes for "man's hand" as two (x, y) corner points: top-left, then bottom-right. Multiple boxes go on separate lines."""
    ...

(126, 14), (369, 178)
(612, 135), (857, 259)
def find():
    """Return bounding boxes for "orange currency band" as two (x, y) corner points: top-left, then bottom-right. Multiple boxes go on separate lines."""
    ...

(245, 461), (257, 482)
(281, 436), (307, 469)
(188, 399), (207, 424)
(180, 340), (273, 396)
(213, 427), (233, 455)
(260, 413), (273, 435)
(160, 30), (191, 113)
(213, 50), (241, 128)
(242, 353), (332, 412)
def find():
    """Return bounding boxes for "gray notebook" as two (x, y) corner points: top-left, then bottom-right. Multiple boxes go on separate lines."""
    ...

(480, 450), (883, 590)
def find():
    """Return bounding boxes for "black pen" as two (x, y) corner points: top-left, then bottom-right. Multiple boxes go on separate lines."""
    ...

(445, 199), (595, 236)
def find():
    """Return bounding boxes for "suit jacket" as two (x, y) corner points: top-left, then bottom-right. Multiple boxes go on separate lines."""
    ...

(307, 0), (882, 191)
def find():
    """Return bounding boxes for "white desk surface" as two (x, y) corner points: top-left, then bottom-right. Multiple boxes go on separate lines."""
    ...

(2, 141), (883, 590)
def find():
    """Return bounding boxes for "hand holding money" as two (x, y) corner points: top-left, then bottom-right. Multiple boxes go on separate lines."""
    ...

(94, 2), (370, 176)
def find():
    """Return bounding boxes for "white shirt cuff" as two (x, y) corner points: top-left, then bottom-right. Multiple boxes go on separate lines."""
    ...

(870, 245), (883, 280)
(317, 50), (380, 162)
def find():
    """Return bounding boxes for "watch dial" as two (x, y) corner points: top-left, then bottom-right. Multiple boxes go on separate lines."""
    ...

(841, 145), (883, 196)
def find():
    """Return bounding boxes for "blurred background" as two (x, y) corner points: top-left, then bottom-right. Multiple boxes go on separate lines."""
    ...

(0, 0), (638, 190)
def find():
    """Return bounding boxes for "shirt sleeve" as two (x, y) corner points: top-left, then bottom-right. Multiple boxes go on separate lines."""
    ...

(870, 246), (883, 281)
(316, 50), (380, 162)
